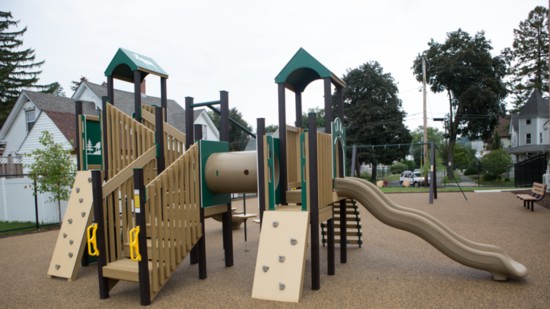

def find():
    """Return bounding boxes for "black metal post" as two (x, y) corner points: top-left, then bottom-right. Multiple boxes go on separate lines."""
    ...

(431, 142), (437, 199)
(185, 97), (194, 149)
(133, 169), (151, 306)
(219, 90), (234, 267)
(278, 83), (287, 204)
(337, 86), (344, 120)
(186, 97), (201, 267)
(295, 92), (302, 128)
(308, 112), (320, 290)
(34, 177), (39, 229)
(256, 118), (266, 227)
(133, 71), (142, 121)
(160, 77), (167, 121)
(75, 101), (83, 171)
(92, 170), (109, 299)
(155, 106), (165, 174)
(101, 96), (109, 181)
(324, 78), (332, 133)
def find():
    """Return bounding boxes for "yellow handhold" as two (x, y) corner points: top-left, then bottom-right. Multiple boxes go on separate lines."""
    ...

(86, 223), (99, 256)
(129, 226), (141, 261)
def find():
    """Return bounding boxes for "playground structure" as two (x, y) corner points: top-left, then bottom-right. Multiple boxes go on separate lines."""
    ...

(47, 48), (527, 306)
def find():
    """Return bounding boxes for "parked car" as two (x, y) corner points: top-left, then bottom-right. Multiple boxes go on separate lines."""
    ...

(399, 170), (426, 187)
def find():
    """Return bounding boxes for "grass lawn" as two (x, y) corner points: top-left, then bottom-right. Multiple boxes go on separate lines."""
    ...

(0, 221), (58, 236)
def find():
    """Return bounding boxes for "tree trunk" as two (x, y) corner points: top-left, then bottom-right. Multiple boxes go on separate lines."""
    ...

(446, 139), (455, 179)
(371, 162), (378, 182)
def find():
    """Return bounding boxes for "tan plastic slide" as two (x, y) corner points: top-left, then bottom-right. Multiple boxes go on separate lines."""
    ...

(334, 177), (528, 281)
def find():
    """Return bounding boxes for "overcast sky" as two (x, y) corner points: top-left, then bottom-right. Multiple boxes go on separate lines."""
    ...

(3, 0), (547, 131)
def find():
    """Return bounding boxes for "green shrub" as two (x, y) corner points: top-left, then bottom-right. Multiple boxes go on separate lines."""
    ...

(390, 162), (408, 174)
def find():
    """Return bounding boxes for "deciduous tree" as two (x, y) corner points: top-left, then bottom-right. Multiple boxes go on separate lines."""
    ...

(342, 61), (411, 181)
(26, 131), (76, 223)
(413, 29), (507, 178)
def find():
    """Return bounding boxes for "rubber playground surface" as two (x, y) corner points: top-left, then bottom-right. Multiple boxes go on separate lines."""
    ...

(2, 191), (550, 308)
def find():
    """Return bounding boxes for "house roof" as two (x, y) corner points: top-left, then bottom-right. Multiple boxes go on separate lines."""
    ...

(506, 144), (550, 154)
(46, 111), (77, 143)
(82, 81), (186, 132)
(0, 90), (97, 142)
(518, 91), (548, 118)
(24, 91), (97, 115)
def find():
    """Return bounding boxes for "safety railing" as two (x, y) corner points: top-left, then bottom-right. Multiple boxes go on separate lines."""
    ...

(141, 107), (186, 167)
(100, 104), (157, 262)
(302, 131), (334, 211)
(145, 143), (202, 298)
(105, 104), (156, 180)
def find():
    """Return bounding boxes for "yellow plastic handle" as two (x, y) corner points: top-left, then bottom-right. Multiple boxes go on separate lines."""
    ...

(86, 223), (99, 257)
(129, 226), (141, 261)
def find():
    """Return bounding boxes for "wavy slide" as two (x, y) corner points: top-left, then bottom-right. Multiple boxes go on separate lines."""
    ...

(334, 177), (527, 281)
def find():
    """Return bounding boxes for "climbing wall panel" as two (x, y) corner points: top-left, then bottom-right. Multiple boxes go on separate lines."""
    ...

(47, 171), (94, 281)
(252, 210), (309, 303)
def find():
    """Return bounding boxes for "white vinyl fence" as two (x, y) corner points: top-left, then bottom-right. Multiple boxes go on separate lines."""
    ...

(0, 176), (68, 224)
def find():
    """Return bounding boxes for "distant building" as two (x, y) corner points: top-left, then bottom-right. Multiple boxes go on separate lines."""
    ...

(0, 81), (219, 173)
(507, 91), (550, 163)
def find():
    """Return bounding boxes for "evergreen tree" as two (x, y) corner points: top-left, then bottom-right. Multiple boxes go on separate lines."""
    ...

(502, 6), (549, 111)
(342, 61), (412, 181)
(0, 11), (51, 128)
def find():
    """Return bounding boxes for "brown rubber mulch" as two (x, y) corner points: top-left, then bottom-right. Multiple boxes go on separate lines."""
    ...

(2, 191), (550, 308)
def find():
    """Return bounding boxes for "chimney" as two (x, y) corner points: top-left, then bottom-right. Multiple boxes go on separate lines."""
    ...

(140, 78), (146, 95)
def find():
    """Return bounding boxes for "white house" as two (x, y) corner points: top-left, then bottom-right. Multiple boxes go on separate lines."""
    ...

(507, 91), (550, 163)
(0, 81), (219, 167)
(72, 81), (219, 141)
(0, 91), (98, 171)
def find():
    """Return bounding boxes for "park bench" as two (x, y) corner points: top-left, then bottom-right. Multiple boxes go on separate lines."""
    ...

(517, 182), (547, 212)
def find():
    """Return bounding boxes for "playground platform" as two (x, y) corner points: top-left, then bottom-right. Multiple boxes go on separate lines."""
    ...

(2, 191), (550, 308)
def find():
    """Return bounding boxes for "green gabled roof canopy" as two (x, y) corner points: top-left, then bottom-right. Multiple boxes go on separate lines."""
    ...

(275, 48), (345, 92)
(104, 48), (168, 82)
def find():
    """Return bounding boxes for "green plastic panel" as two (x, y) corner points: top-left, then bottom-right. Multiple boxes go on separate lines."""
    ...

(81, 115), (102, 170)
(199, 140), (231, 208)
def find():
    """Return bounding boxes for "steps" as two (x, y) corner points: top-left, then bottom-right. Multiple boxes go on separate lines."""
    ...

(102, 258), (153, 282)
(321, 199), (362, 247)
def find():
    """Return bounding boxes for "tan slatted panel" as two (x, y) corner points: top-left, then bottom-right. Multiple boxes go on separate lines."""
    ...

(144, 143), (202, 298)
(317, 132), (333, 209)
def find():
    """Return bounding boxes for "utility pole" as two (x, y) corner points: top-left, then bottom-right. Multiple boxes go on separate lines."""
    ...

(548, 0), (550, 176)
(422, 56), (429, 174)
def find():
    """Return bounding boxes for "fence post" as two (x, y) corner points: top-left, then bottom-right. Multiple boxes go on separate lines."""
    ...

(34, 177), (39, 229)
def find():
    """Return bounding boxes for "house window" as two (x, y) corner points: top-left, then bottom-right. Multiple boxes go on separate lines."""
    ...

(540, 132), (543, 143)
(526, 119), (531, 125)
(526, 133), (531, 144)
(25, 109), (36, 132)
